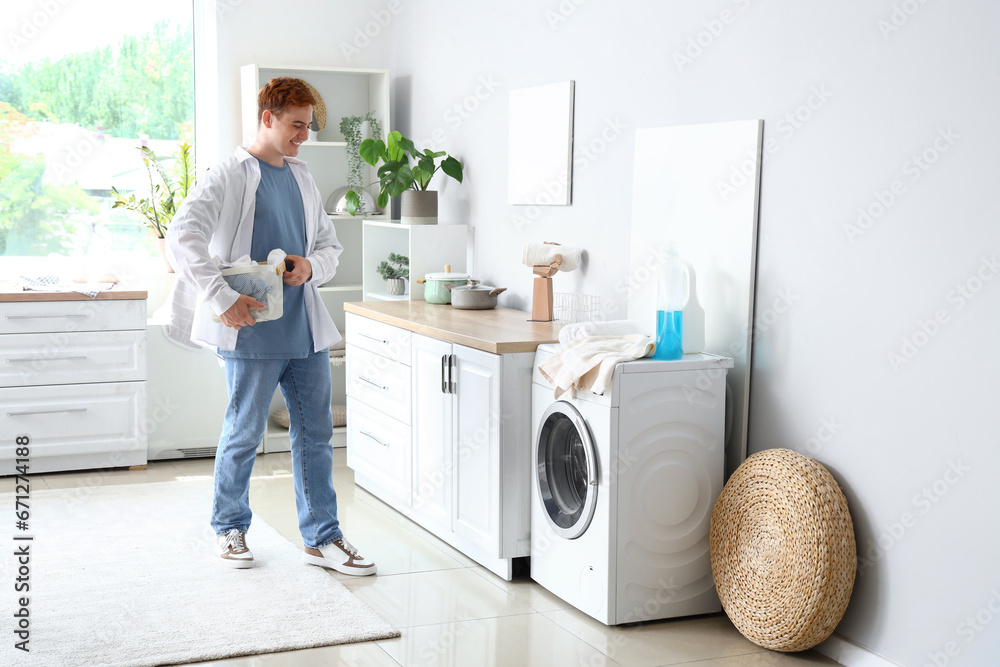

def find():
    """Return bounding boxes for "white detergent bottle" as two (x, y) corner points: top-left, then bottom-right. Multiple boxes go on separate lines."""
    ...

(653, 244), (689, 361)
(681, 259), (705, 354)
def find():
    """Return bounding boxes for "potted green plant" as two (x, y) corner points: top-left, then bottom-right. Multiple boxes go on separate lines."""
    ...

(376, 252), (409, 295)
(338, 112), (382, 216)
(345, 131), (463, 224)
(111, 142), (194, 271)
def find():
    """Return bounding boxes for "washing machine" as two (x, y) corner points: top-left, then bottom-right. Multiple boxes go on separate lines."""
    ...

(530, 344), (733, 625)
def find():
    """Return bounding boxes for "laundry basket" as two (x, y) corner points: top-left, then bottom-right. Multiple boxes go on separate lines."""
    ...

(709, 448), (856, 652)
(211, 263), (285, 323)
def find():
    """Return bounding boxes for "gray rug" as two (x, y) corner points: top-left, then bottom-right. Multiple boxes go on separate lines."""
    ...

(0, 478), (398, 667)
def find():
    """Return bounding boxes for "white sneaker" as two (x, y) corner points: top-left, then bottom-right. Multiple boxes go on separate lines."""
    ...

(303, 537), (377, 576)
(216, 529), (254, 569)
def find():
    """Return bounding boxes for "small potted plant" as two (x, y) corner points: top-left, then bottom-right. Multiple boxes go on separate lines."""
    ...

(111, 142), (195, 271)
(376, 252), (409, 295)
(345, 131), (463, 224)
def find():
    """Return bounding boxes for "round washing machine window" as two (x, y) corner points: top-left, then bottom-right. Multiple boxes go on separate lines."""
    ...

(536, 401), (598, 539)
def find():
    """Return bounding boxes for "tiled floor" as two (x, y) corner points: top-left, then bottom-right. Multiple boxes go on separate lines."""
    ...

(34, 451), (840, 667)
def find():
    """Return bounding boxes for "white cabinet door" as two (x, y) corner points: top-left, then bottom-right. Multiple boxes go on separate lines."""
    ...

(451, 344), (502, 555)
(410, 334), (453, 532)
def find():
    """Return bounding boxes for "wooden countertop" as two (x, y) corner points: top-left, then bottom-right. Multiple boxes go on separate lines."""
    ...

(0, 288), (148, 302)
(345, 300), (562, 354)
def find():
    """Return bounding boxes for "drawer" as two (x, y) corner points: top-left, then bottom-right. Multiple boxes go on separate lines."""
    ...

(346, 398), (411, 507)
(0, 381), (147, 471)
(345, 312), (411, 364)
(0, 330), (146, 388)
(0, 299), (147, 334)
(346, 344), (411, 425)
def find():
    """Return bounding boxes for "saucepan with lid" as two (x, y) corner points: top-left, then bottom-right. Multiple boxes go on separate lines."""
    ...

(445, 279), (508, 310)
(414, 264), (469, 304)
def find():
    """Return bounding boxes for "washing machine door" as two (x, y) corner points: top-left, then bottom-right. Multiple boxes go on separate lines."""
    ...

(536, 401), (599, 539)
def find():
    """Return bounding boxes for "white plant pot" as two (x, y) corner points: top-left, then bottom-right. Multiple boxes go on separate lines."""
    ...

(400, 190), (437, 225)
(386, 278), (405, 295)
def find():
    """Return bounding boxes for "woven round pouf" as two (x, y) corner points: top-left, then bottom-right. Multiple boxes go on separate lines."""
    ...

(710, 448), (856, 652)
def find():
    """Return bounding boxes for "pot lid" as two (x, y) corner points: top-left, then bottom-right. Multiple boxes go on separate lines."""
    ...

(425, 271), (469, 281)
(451, 279), (494, 292)
(425, 265), (468, 281)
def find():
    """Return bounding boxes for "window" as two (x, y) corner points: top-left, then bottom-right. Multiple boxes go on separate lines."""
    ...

(0, 1), (194, 272)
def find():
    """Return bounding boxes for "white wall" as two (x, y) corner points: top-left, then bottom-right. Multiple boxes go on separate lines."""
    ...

(201, 0), (392, 163)
(386, 1), (1000, 665)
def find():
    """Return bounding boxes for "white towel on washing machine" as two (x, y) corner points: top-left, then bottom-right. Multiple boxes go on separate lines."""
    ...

(538, 334), (655, 398)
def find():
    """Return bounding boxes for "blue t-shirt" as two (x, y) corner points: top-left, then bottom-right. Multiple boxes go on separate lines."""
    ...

(219, 158), (312, 359)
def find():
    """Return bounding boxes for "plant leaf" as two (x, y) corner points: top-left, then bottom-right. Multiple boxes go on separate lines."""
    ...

(386, 131), (403, 161)
(386, 163), (414, 197)
(396, 136), (416, 157)
(422, 149), (446, 159)
(360, 138), (384, 166)
(441, 156), (463, 183)
(345, 190), (359, 216)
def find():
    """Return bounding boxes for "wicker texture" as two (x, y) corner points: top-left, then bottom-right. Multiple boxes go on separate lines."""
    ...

(710, 448), (856, 652)
(301, 81), (327, 130)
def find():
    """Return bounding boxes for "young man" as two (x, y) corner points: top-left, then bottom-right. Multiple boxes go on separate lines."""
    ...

(167, 78), (375, 575)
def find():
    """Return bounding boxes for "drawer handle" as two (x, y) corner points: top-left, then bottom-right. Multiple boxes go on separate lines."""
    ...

(5, 314), (88, 320)
(7, 356), (88, 363)
(359, 332), (388, 345)
(360, 430), (390, 447)
(7, 407), (88, 417)
(441, 354), (447, 393)
(358, 376), (388, 391)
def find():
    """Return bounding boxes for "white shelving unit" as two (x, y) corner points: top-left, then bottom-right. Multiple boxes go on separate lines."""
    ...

(239, 64), (389, 220)
(362, 221), (469, 301)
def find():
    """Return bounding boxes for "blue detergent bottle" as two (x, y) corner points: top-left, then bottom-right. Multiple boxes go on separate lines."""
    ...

(653, 244), (689, 361)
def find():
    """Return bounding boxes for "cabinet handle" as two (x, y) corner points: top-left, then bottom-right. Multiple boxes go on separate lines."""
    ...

(358, 376), (388, 391)
(441, 354), (448, 393)
(7, 407), (88, 417)
(449, 354), (457, 394)
(7, 356), (87, 363)
(359, 332), (388, 345)
(5, 314), (88, 320)
(360, 430), (389, 447)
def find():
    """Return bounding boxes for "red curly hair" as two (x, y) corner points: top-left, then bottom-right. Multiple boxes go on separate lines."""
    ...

(257, 77), (317, 125)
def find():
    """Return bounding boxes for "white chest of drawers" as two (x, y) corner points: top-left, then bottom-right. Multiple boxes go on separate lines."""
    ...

(0, 293), (148, 475)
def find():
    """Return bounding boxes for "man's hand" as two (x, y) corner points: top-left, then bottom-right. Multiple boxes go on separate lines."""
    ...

(283, 255), (312, 286)
(220, 294), (266, 330)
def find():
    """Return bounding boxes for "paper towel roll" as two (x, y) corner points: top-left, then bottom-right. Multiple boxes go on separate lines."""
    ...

(522, 242), (581, 272)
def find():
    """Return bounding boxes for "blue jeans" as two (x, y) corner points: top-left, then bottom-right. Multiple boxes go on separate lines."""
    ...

(211, 350), (342, 549)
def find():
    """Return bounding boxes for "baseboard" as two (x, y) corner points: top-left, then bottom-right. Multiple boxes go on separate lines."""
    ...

(815, 633), (905, 667)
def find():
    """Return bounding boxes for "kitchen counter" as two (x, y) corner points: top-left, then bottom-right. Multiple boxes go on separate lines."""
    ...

(344, 300), (562, 354)
(0, 287), (148, 302)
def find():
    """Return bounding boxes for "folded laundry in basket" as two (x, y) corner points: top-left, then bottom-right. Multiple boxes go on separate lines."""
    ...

(223, 273), (273, 303)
